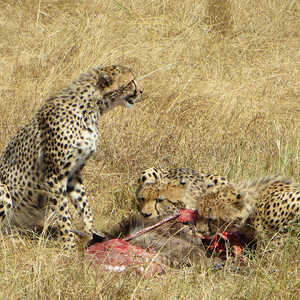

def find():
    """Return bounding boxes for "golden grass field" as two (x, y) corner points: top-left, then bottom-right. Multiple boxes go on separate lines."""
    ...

(0, 0), (299, 298)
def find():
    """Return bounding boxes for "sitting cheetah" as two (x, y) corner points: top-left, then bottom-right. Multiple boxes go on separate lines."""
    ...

(0, 65), (143, 249)
(196, 175), (300, 242)
(136, 167), (228, 218)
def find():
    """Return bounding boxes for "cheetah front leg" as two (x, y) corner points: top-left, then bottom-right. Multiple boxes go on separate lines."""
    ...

(0, 183), (13, 234)
(45, 190), (78, 250)
(67, 174), (94, 234)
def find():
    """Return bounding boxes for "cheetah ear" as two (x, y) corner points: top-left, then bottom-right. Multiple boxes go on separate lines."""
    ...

(139, 175), (147, 184)
(97, 72), (113, 89)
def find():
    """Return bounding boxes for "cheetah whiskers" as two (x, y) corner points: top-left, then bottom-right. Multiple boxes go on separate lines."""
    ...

(137, 64), (174, 81)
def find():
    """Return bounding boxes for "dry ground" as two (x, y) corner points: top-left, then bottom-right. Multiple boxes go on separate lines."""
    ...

(0, 0), (299, 299)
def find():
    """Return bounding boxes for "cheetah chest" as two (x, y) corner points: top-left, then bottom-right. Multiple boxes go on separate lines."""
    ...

(68, 126), (99, 175)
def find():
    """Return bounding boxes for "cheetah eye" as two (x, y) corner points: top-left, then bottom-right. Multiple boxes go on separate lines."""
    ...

(98, 73), (112, 88)
(236, 194), (241, 199)
(156, 198), (164, 203)
(138, 197), (145, 202)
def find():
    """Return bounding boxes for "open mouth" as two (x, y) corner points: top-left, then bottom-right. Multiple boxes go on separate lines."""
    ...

(124, 95), (135, 108)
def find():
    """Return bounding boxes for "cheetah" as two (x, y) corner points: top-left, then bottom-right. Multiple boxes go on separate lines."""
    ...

(196, 175), (300, 242)
(136, 167), (228, 218)
(0, 65), (143, 249)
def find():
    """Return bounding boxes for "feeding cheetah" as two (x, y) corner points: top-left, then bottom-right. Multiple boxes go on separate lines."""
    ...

(0, 65), (143, 249)
(136, 167), (228, 219)
(196, 175), (300, 242)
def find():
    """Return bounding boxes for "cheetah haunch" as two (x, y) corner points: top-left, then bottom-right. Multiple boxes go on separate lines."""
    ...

(0, 65), (142, 249)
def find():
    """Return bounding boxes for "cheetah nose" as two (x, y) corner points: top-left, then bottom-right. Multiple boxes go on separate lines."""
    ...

(141, 212), (152, 218)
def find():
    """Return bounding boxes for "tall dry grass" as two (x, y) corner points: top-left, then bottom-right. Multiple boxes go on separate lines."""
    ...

(0, 0), (299, 299)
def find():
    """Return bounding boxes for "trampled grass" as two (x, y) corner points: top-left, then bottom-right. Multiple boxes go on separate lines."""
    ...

(0, 0), (299, 299)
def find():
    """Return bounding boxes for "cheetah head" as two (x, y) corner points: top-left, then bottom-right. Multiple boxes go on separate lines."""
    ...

(137, 167), (167, 185)
(196, 184), (255, 236)
(136, 181), (186, 219)
(81, 65), (143, 110)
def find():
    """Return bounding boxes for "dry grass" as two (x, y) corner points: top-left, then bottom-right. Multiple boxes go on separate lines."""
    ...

(0, 0), (299, 298)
